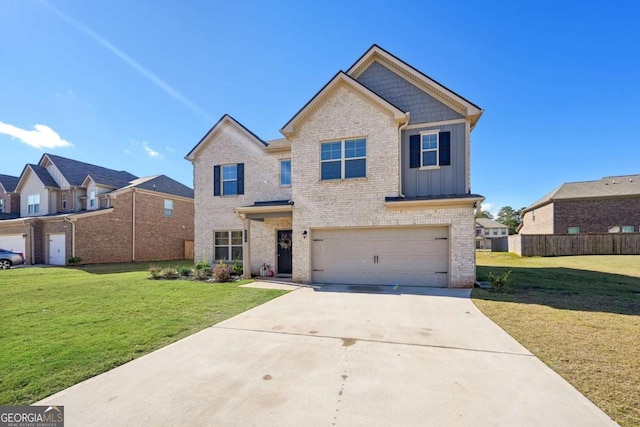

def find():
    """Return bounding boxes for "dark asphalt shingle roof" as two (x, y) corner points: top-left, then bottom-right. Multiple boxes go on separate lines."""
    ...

(130, 175), (194, 198)
(475, 218), (507, 228)
(44, 154), (138, 187)
(28, 164), (59, 188)
(0, 174), (20, 192)
(526, 174), (640, 212)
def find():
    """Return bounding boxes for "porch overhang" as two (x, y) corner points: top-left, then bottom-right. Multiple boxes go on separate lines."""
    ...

(234, 200), (293, 221)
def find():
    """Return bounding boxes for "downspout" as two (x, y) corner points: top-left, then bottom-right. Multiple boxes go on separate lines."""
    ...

(397, 113), (410, 198)
(29, 222), (35, 265)
(131, 190), (136, 261)
(64, 217), (76, 257)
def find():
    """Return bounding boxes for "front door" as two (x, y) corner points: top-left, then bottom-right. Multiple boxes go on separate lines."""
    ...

(277, 230), (293, 275)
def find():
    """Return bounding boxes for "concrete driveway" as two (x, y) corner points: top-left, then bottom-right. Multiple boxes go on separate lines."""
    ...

(38, 283), (617, 426)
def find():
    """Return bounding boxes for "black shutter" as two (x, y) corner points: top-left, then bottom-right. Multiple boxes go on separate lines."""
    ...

(439, 131), (451, 166)
(213, 165), (220, 196)
(237, 163), (244, 195)
(409, 135), (420, 168)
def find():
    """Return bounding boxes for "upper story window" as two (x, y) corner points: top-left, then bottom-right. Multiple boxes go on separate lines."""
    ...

(0, 198), (4, 213)
(28, 194), (40, 214)
(164, 199), (173, 217)
(409, 131), (450, 169)
(280, 159), (291, 186)
(622, 225), (634, 233)
(421, 133), (438, 167)
(501, 229), (507, 235)
(568, 227), (579, 234)
(492, 229), (498, 235)
(214, 163), (244, 196)
(61, 193), (67, 210)
(321, 138), (366, 180)
(89, 191), (96, 208)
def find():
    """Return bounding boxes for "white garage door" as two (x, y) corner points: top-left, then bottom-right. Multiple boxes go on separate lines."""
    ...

(0, 234), (26, 254)
(312, 227), (449, 287)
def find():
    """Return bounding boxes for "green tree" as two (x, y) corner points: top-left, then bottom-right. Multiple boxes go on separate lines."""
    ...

(496, 206), (524, 234)
(475, 209), (494, 219)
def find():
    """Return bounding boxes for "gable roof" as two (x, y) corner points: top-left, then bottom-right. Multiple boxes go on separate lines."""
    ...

(0, 174), (20, 192)
(42, 154), (137, 187)
(112, 175), (194, 199)
(17, 164), (60, 190)
(281, 71), (409, 138)
(347, 44), (483, 128)
(524, 174), (640, 212)
(476, 218), (507, 228)
(185, 114), (267, 161)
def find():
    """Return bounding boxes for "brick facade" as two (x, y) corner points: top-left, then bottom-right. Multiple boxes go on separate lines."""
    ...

(554, 197), (640, 234)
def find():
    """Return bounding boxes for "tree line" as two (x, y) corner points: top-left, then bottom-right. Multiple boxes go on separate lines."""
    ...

(476, 206), (526, 235)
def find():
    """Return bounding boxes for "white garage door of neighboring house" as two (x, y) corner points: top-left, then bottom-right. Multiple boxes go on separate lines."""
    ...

(0, 234), (26, 255)
(312, 227), (449, 287)
(49, 234), (66, 265)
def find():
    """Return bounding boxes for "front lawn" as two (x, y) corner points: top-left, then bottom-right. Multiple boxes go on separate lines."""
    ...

(473, 252), (640, 427)
(0, 261), (287, 405)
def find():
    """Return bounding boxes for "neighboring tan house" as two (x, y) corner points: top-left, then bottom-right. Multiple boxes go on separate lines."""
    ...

(0, 154), (194, 265)
(475, 218), (508, 249)
(519, 174), (640, 235)
(0, 174), (20, 220)
(186, 45), (484, 288)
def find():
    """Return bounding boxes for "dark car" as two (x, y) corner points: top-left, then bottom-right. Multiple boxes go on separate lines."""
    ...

(0, 248), (25, 269)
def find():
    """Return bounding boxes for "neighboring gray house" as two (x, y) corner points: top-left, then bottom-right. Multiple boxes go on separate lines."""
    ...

(519, 174), (640, 235)
(475, 218), (508, 249)
(186, 45), (484, 288)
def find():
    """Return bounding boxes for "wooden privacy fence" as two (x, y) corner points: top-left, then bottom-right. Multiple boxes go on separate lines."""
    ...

(501, 233), (640, 256)
(184, 240), (194, 260)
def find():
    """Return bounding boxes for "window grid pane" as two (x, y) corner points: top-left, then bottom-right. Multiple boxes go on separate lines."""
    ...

(321, 142), (342, 160)
(280, 160), (291, 186)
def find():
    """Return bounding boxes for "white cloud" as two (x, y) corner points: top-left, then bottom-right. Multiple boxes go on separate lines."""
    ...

(166, 145), (176, 152)
(142, 141), (162, 159)
(0, 121), (73, 149)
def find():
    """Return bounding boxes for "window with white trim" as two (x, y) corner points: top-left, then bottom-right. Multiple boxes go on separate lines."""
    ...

(61, 193), (67, 210)
(28, 194), (40, 214)
(321, 138), (366, 180)
(501, 229), (507, 235)
(421, 132), (438, 167)
(280, 159), (291, 186)
(89, 191), (96, 208)
(164, 199), (173, 217)
(214, 231), (243, 261)
(568, 227), (579, 234)
(622, 225), (634, 233)
(0, 198), (4, 213)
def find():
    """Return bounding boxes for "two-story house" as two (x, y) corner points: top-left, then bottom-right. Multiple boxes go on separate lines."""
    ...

(0, 174), (20, 220)
(475, 218), (509, 249)
(186, 45), (484, 288)
(0, 154), (194, 265)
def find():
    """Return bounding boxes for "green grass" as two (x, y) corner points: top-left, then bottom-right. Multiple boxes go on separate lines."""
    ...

(473, 252), (640, 427)
(0, 261), (287, 405)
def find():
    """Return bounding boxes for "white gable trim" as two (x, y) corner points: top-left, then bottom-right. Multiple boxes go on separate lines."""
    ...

(281, 72), (409, 138)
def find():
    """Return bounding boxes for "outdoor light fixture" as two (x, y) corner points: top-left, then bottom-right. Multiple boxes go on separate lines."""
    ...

(302, 230), (308, 238)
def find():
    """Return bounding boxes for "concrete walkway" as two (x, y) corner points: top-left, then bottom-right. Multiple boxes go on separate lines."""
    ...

(38, 283), (618, 426)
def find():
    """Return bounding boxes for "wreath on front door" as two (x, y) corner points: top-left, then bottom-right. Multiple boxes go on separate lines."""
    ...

(278, 233), (292, 250)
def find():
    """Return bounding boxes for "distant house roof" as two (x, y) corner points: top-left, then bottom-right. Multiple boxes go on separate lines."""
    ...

(0, 174), (20, 192)
(524, 174), (640, 213)
(115, 175), (194, 199)
(475, 218), (507, 229)
(42, 154), (138, 187)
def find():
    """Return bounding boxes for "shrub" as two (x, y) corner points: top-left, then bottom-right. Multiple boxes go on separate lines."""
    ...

(148, 265), (163, 280)
(213, 260), (231, 282)
(195, 261), (210, 271)
(161, 268), (179, 280)
(193, 266), (211, 281)
(487, 270), (512, 293)
(176, 265), (192, 277)
(232, 260), (243, 276)
(68, 256), (83, 266)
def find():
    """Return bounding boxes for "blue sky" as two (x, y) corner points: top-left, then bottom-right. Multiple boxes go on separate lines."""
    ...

(1, 0), (639, 215)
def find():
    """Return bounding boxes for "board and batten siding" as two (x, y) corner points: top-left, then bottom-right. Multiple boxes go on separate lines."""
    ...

(402, 122), (466, 197)
(20, 171), (49, 216)
(356, 61), (463, 125)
